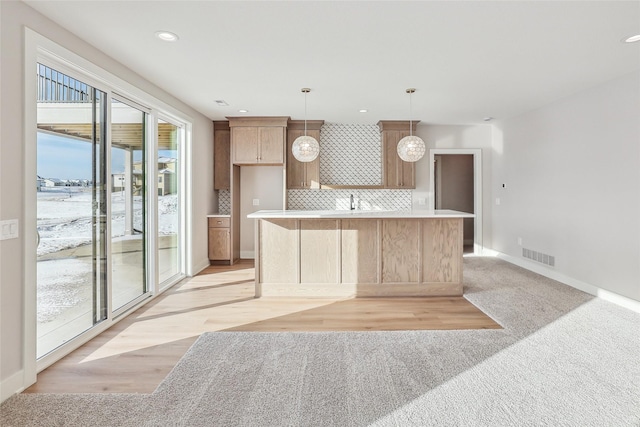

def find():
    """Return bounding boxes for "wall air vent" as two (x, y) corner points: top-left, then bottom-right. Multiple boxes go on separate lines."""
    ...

(522, 248), (555, 267)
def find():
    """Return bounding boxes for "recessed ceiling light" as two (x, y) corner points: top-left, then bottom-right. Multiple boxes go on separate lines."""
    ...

(238, 109), (249, 113)
(215, 100), (229, 106)
(155, 31), (179, 42)
(623, 34), (640, 43)
(359, 109), (368, 113)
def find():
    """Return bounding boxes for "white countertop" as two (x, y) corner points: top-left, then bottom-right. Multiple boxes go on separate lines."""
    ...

(247, 209), (474, 219)
(207, 214), (231, 218)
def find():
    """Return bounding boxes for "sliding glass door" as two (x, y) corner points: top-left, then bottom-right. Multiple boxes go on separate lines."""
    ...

(158, 119), (182, 284)
(36, 64), (108, 358)
(34, 61), (186, 363)
(110, 98), (148, 311)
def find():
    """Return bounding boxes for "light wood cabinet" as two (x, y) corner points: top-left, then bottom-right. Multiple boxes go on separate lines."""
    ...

(213, 121), (230, 190)
(287, 120), (323, 189)
(228, 117), (289, 165)
(253, 216), (464, 298)
(208, 217), (231, 262)
(378, 121), (418, 189)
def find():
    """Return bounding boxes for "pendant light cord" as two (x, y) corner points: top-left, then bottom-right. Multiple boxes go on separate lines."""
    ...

(409, 90), (413, 137)
(304, 91), (308, 136)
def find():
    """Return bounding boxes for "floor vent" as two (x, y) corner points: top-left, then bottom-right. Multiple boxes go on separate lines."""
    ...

(522, 248), (555, 267)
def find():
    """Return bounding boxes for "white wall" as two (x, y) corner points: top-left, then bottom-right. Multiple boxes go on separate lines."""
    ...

(240, 166), (285, 258)
(491, 71), (640, 302)
(0, 0), (214, 398)
(414, 124), (493, 248)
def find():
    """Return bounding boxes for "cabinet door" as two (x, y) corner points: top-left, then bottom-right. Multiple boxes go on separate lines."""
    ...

(287, 129), (306, 188)
(208, 227), (230, 260)
(383, 130), (402, 188)
(258, 127), (284, 164)
(400, 158), (415, 188)
(383, 130), (415, 189)
(214, 129), (230, 190)
(232, 127), (259, 164)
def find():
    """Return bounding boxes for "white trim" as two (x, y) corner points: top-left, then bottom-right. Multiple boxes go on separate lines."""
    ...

(147, 112), (159, 295)
(484, 249), (640, 314)
(193, 259), (212, 276)
(429, 148), (483, 254)
(23, 27), (39, 394)
(0, 370), (25, 403)
(240, 250), (256, 259)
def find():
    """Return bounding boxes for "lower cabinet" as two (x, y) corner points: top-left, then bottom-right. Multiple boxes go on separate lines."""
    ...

(208, 217), (231, 262)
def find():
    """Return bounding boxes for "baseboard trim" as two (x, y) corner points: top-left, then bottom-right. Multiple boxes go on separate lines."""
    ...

(1, 370), (25, 404)
(192, 258), (211, 276)
(484, 249), (640, 313)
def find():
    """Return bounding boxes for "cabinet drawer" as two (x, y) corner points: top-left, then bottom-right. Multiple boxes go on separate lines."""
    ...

(208, 217), (230, 228)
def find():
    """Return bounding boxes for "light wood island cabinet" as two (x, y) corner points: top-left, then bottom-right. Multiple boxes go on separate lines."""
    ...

(378, 120), (418, 189)
(228, 116), (289, 165)
(287, 120), (324, 189)
(248, 210), (473, 298)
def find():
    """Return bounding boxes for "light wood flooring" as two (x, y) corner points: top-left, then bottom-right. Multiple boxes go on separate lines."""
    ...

(25, 260), (500, 394)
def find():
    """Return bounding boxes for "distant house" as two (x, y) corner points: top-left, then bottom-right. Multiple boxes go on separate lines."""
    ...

(112, 173), (126, 192)
(133, 157), (177, 196)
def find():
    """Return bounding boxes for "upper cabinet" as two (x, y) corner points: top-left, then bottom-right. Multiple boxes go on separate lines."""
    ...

(378, 121), (418, 189)
(213, 121), (230, 190)
(287, 120), (324, 189)
(228, 117), (289, 165)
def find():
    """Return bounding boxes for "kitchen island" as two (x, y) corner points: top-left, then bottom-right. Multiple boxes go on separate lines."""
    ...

(247, 209), (474, 298)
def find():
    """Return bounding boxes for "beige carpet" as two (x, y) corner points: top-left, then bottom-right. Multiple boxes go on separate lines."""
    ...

(2, 257), (639, 426)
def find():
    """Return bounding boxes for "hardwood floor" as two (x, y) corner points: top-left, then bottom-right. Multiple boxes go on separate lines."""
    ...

(25, 260), (500, 394)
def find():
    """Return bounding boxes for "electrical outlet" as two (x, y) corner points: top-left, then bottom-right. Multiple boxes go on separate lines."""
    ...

(418, 198), (426, 206)
(517, 237), (522, 246)
(495, 198), (501, 205)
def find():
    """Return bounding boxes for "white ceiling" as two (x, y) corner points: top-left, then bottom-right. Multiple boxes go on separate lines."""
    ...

(24, 1), (640, 125)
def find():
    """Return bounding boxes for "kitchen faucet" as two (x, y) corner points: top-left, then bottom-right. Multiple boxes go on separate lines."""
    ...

(350, 194), (355, 210)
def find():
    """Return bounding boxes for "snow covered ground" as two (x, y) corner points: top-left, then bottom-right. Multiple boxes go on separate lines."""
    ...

(36, 187), (179, 356)
(37, 187), (177, 256)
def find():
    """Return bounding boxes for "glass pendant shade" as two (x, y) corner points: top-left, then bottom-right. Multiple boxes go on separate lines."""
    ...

(292, 135), (320, 162)
(397, 135), (426, 162)
(397, 88), (426, 162)
(292, 87), (319, 162)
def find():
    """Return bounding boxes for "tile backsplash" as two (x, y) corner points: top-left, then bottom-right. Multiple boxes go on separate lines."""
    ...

(319, 123), (382, 186)
(218, 189), (231, 215)
(288, 189), (411, 211)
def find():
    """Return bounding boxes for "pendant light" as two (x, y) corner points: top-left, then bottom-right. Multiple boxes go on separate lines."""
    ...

(397, 88), (426, 162)
(292, 88), (320, 162)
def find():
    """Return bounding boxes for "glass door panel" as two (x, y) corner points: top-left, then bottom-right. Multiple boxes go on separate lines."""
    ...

(36, 64), (107, 358)
(110, 99), (147, 310)
(158, 119), (181, 283)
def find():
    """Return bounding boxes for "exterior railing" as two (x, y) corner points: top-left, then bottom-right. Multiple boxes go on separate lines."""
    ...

(37, 63), (92, 102)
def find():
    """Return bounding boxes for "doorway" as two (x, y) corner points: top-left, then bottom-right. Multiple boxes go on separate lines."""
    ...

(429, 149), (482, 254)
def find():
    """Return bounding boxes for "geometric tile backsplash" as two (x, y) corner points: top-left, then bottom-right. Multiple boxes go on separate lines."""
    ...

(319, 123), (382, 186)
(288, 189), (411, 211)
(218, 189), (231, 215)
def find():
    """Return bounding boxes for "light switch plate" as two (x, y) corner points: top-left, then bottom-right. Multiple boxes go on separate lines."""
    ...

(0, 219), (19, 240)
(252, 199), (259, 206)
